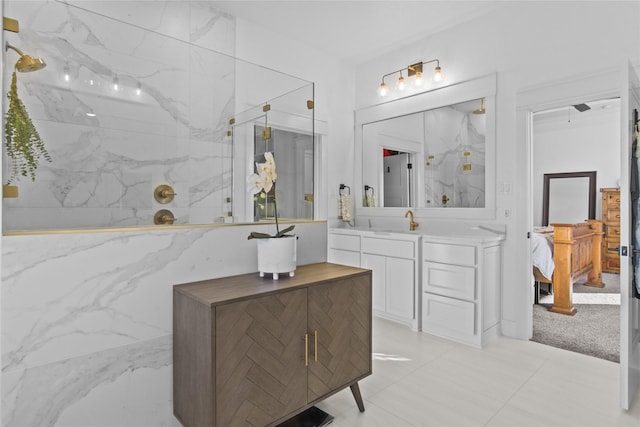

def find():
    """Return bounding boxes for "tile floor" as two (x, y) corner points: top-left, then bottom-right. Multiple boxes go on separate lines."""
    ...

(316, 317), (640, 427)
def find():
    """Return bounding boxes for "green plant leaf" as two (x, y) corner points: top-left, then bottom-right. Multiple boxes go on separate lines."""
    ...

(276, 225), (295, 237)
(5, 71), (51, 184)
(247, 231), (274, 240)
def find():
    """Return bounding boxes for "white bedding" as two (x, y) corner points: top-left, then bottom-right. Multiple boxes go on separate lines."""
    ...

(532, 231), (554, 280)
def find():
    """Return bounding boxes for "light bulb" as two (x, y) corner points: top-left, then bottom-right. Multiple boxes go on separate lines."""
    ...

(378, 81), (389, 97)
(63, 66), (70, 82)
(397, 75), (406, 91)
(433, 66), (443, 82)
(414, 71), (423, 86)
(136, 83), (142, 96)
(112, 77), (119, 91)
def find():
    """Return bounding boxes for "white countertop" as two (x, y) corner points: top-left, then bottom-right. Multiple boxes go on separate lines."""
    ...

(330, 224), (505, 243)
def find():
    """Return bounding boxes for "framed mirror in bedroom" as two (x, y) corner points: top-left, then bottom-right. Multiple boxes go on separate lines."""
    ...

(542, 171), (597, 225)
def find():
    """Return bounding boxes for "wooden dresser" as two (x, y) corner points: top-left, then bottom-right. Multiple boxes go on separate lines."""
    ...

(173, 263), (372, 427)
(601, 188), (621, 273)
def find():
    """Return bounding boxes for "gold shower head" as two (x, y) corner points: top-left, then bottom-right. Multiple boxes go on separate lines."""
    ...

(5, 42), (46, 72)
(473, 98), (486, 115)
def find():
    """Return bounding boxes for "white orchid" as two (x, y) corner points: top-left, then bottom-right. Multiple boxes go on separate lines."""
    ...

(247, 170), (273, 195)
(246, 151), (295, 239)
(257, 152), (277, 183)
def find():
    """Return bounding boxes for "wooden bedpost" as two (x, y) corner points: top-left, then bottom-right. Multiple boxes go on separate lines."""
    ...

(548, 220), (605, 315)
(549, 223), (577, 315)
(585, 219), (605, 288)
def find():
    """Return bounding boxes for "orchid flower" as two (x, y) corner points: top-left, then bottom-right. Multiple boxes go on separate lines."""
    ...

(246, 151), (295, 239)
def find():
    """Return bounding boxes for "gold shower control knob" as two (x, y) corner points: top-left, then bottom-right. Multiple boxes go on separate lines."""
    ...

(154, 209), (175, 225)
(154, 184), (177, 204)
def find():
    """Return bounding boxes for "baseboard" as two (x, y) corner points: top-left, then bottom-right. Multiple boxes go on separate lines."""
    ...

(501, 318), (528, 340)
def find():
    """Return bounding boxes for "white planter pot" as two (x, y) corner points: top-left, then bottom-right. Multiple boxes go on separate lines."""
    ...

(256, 235), (297, 280)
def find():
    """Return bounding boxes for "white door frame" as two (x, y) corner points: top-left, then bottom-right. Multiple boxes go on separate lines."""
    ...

(516, 67), (640, 410)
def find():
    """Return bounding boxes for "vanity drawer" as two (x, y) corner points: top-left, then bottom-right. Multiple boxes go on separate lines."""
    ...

(329, 233), (361, 252)
(423, 262), (475, 300)
(328, 248), (361, 268)
(362, 237), (414, 258)
(422, 293), (475, 337)
(423, 242), (475, 266)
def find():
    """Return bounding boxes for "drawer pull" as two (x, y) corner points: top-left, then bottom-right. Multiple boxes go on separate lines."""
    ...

(314, 330), (318, 362)
(616, 214), (620, 219)
(304, 333), (309, 366)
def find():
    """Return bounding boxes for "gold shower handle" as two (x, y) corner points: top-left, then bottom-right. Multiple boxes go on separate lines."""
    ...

(154, 209), (175, 225)
(154, 184), (177, 204)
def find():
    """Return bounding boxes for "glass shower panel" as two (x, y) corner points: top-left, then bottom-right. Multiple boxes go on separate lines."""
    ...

(2, 0), (313, 232)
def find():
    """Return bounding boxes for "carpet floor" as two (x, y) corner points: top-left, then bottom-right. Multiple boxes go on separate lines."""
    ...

(531, 273), (620, 363)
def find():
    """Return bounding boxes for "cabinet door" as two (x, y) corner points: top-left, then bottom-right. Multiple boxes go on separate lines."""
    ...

(215, 289), (308, 427)
(385, 257), (415, 320)
(307, 275), (372, 402)
(362, 253), (386, 313)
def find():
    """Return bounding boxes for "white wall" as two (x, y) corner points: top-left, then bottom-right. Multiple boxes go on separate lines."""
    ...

(353, 1), (640, 338)
(532, 102), (621, 226)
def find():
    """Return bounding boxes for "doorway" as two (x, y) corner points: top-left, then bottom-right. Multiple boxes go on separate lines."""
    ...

(530, 98), (621, 362)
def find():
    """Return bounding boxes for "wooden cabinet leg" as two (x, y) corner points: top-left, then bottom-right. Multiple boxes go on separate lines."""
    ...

(350, 382), (365, 412)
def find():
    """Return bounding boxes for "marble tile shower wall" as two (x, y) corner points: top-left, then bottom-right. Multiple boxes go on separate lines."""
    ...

(3, 0), (236, 230)
(424, 106), (486, 207)
(1, 1), (248, 426)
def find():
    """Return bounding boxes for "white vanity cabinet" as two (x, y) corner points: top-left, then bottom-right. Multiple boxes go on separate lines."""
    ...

(328, 230), (361, 268)
(328, 229), (421, 330)
(361, 234), (420, 330)
(421, 236), (503, 348)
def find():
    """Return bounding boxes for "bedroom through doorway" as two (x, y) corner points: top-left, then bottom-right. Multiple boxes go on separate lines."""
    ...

(530, 98), (621, 362)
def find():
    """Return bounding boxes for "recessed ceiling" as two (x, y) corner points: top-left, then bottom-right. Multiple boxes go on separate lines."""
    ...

(212, 1), (505, 64)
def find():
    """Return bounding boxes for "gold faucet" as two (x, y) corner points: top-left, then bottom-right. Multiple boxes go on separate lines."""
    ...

(405, 210), (418, 231)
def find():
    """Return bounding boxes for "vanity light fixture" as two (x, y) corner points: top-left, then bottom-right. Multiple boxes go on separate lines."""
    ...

(378, 59), (443, 97)
(136, 82), (142, 96)
(112, 76), (119, 91)
(63, 65), (70, 82)
(397, 72), (406, 91)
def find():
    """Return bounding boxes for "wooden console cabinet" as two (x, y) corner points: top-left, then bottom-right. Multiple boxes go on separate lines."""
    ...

(173, 263), (372, 427)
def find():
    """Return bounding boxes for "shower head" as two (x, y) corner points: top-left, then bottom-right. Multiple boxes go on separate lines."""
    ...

(473, 98), (485, 114)
(5, 42), (46, 72)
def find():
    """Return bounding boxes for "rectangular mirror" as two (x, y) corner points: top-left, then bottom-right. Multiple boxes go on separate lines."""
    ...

(542, 171), (596, 225)
(355, 74), (496, 219)
(364, 99), (486, 208)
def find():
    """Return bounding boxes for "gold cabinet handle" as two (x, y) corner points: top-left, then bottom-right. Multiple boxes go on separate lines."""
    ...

(314, 330), (318, 362)
(304, 333), (309, 366)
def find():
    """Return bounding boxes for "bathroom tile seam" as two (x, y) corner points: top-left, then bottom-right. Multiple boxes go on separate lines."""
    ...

(479, 353), (552, 427)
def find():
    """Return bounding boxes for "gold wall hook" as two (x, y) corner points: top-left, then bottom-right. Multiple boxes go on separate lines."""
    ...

(154, 209), (175, 225)
(154, 184), (176, 204)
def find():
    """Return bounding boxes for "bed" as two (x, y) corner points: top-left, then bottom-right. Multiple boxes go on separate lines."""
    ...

(532, 220), (605, 315)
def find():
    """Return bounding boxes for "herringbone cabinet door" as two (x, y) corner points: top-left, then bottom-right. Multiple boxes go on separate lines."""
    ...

(216, 289), (308, 427)
(307, 275), (372, 401)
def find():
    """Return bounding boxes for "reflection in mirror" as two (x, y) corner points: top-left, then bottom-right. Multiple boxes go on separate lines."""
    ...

(542, 171), (596, 225)
(383, 149), (413, 207)
(363, 98), (486, 208)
